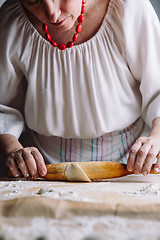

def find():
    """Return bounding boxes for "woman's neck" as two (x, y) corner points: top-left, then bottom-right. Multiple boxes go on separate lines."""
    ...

(23, 0), (110, 46)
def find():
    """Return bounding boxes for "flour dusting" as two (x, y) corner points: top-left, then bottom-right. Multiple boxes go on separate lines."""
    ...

(1, 179), (160, 240)
(122, 184), (160, 198)
(1, 180), (160, 202)
(1, 215), (160, 240)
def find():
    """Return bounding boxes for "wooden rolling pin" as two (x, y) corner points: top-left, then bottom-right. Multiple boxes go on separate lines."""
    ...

(44, 162), (158, 181)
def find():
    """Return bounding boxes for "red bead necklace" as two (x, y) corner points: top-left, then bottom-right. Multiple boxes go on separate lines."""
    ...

(43, 0), (87, 50)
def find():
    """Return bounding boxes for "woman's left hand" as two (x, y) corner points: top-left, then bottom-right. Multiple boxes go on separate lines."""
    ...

(127, 136), (160, 175)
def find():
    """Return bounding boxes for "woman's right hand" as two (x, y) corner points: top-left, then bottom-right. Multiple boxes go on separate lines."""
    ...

(6, 147), (47, 179)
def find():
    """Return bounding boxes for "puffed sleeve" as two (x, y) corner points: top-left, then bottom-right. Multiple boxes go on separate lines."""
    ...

(0, 3), (26, 138)
(122, 0), (160, 127)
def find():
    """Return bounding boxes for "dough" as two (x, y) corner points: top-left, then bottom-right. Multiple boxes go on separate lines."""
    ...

(65, 163), (91, 182)
(1, 177), (160, 219)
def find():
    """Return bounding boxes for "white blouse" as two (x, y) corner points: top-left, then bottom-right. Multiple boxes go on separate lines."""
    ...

(0, 0), (160, 163)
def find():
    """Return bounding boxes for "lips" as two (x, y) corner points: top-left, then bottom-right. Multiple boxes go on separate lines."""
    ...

(52, 18), (66, 27)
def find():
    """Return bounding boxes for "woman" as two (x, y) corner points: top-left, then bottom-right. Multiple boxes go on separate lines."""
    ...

(0, 0), (160, 179)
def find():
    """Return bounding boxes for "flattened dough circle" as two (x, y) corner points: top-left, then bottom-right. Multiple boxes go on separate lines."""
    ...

(65, 163), (91, 182)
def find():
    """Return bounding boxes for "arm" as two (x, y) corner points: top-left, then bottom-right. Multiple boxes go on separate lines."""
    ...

(127, 118), (160, 175)
(0, 134), (47, 179)
(0, 5), (47, 179)
(119, 1), (160, 175)
(0, 134), (23, 157)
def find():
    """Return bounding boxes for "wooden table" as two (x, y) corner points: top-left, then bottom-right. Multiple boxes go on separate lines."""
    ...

(0, 175), (160, 239)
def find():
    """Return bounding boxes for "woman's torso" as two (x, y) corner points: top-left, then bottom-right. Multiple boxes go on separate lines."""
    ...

(0, 0), (149, 163)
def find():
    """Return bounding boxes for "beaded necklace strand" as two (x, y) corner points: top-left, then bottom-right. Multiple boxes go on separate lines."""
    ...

(43, 0), (87, 50)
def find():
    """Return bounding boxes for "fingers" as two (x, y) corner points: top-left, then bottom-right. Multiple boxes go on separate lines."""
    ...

(6, 147), (47, 179)
(127, 137), (160, 176)
(142, 146), (159, 175)
(127, 137), (148, 173)
(6, 155), (22, 178)
(15, 151), (31, 179)
(22, 150), (38, 179)
(153, 153), (160, 173)
(127, 138), (143, 172)
(24, 148), (47, 178)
